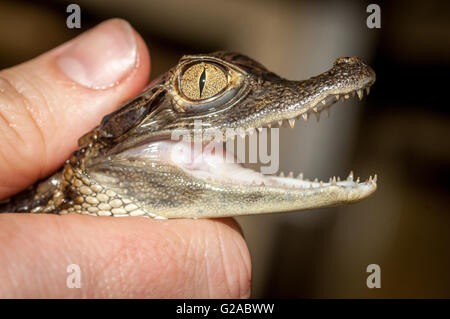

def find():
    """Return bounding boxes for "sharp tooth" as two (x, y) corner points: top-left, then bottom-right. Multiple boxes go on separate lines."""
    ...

(313, 107), (318, 112)
(344, 94), (350, 99)
(347, 170), (354, 181)
(288, 171), (294, 178)
(356, 177), (360, 183)
(288, 119), (295, 128)
(331, 176), (337, 185)
(278, 120), (283, 127)
(302, 113), (308, 121)
(257, 127), (263, 133)
(321, 100), (326, 105)
(267, 123), (272, 128)
(365, 87), (370, 95)
(337, 176), (341, 182)
(368, 175), (373, 183)
(297, 173), (304, 180)
(314, 178), (318, 183)
(373, 174), (377, 183)
(279, 171), (285, 177)
(357, 89), (363, 100)
(320, 181), (323, 187)
(247, 128), (255, 135)
(335, 95), (339, 101)
(239, 130), (246, 138)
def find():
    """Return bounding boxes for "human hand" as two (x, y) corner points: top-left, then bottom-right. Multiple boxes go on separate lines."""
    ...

(0, 19), (251, 298)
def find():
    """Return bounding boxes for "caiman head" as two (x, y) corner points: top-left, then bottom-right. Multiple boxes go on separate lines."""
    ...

(68, 52), (376, 218)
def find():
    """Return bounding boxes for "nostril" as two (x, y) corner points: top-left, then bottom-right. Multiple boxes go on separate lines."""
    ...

(333, 56), (362, 66)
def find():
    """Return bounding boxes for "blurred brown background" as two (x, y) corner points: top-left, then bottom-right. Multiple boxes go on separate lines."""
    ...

(0, 0), (449, 298)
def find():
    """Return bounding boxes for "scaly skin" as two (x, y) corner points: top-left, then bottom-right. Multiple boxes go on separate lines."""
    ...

(0, 52), (377, 218)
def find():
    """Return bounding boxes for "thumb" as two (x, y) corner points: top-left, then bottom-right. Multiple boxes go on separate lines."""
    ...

(0, 19), (150, 198)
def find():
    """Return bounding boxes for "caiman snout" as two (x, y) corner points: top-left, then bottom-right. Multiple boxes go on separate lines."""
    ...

(332, 56), (376, 86)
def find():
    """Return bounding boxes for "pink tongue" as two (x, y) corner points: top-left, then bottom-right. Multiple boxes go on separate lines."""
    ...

(120, 140), (265, 184)
(170, 141), (235, 169)
(168, 141), (270, 184)
(121, 140), (234, 166)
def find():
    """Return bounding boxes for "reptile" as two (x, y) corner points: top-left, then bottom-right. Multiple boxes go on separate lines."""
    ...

(0, 52), (377, 219)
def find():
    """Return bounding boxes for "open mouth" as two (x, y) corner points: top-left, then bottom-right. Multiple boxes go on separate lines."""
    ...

(120, 83), (377, 198)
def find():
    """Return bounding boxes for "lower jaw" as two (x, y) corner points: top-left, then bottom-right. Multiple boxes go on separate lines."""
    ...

(108, 139), (377, 218)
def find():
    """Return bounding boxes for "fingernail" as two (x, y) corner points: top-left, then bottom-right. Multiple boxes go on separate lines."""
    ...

(57, 19), (137, 90)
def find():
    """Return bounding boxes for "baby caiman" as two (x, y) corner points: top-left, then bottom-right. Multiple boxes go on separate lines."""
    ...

(0, 52), (377, 218)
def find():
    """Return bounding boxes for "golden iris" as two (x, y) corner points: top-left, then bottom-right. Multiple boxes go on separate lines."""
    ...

(180, 63), (227, 100)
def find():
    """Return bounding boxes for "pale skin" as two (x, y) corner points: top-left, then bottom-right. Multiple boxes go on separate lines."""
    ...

(0, 19), (251, 298)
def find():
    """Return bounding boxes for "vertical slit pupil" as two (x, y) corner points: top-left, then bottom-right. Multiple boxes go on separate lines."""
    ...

(199, 68), (206, 98)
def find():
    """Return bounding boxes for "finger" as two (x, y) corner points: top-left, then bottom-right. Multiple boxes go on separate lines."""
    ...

(0, 19), (150, 198)
(0, 214), (251, 298)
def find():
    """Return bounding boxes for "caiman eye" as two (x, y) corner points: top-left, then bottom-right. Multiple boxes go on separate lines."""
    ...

(171, 58), (246, 113)
(180, 63), (227, 100)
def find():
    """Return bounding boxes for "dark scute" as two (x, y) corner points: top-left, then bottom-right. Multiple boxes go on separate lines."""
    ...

(100, 90), (165, 139)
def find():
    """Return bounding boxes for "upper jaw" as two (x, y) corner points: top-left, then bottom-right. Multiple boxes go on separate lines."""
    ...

(105, 56), (375, 151)
(228, 56), (376, 135)
(162, 56), (376, 141)
(104, 56), (376, 161)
